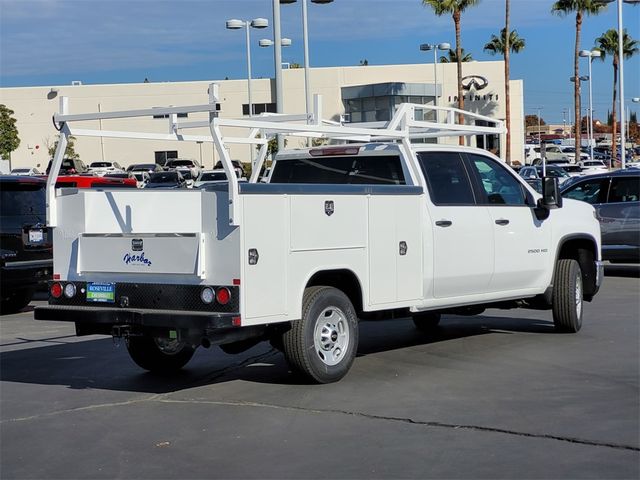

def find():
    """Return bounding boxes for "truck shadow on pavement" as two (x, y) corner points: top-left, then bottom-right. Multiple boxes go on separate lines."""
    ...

(0, 315), (555, 392)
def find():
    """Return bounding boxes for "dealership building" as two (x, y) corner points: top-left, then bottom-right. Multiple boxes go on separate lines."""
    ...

(0, 61), (524, 171)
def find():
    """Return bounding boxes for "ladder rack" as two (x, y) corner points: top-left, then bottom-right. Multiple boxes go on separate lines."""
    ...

(47, 83), (506, 227)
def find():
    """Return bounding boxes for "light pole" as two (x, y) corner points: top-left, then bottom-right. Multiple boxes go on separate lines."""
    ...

(579, 49), (601, 161)
(570, 75), (589, 149)
(419, 42), (451, 118)
(280, 0), (334, 123)
(537, 107), (545, 176)
(226, 18), (269, 117)
(562, 108), (568, 137)
(598, 0), (640, 168)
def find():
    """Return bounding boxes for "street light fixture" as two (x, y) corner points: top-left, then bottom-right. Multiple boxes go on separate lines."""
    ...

(579, 49), (601, 161)
(226, 18), (269, 117)
(597, 0), (640, 168)
(419, 42), (451, 119)
(259, 38), (292, 48)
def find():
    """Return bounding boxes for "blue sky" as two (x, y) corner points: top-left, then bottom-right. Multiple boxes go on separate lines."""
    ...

(1, 0), (638, 123)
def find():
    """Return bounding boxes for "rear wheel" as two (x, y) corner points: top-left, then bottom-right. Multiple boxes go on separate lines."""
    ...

(0, 288), (34, 315)
(412, 312), (441, 332)
(552, 259), (583, 333)
(126, 334), (196, 373)
(282, 286), (358, 384)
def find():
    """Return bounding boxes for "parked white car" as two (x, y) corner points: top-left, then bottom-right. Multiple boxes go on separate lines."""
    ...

(545, 146), (589, 164)
(578, 160), (608, 174)
(9, 167), (42, 176)
(88, 161), (124, 176)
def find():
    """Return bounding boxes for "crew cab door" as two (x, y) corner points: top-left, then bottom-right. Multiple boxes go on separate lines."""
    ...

(464, 153), (551, 291)
(417, 152), (493, 298)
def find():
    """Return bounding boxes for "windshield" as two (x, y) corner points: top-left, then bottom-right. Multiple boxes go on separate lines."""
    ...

(561, 147), (576, 153)
(90, 162), (112, 168)
(149, 172), (179, 183)
(538, 167), (569, 178)
(11, 169), (30, 174)
(169, 160), (195, 167)
(199, 172), (227, 181)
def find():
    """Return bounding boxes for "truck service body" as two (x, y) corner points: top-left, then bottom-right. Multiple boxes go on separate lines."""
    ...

(36, 85), (603, 383)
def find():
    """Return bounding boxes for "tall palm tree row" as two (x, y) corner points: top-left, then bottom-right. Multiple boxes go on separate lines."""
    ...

(594, 29), (639, 165)
(422, 0), (480, 145)
(551, 0), (607, 145)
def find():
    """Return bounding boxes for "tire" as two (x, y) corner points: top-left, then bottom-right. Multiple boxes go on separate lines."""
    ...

(0, 288), (34, 315)
(282, 286), (359, 384)
(412, 312), (441, 332)
(126, 334), (196, 373)
(552, 259), (583, 333)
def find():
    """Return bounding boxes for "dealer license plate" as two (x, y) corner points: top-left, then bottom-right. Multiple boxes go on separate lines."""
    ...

(86, 283), (115, 303)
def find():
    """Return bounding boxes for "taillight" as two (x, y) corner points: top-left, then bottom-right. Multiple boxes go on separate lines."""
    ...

(50, 282), (63, 298)
(216, 287), (231, 305)
(63, 283), (77, 298)
(309, 147), (360, 157)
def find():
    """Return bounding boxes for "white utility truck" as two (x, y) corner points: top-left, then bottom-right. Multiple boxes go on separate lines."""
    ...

(35, 85), (604, 383)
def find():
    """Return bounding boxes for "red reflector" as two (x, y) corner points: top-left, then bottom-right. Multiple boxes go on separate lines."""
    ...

(233, 278), (241, 286)
(50, 282), (63, 298)
(309, 146), (360, 157)
(216, 287), (231, 305)
(53, 274), (61, 280)
(232, 316), (242, 327)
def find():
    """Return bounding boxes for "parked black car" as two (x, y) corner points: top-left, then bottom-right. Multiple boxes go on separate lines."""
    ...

(144, 171), (188, 189)
(561, 170), (640, 263)
(45, 158), (88, 175)
(0, 176), (53, 314)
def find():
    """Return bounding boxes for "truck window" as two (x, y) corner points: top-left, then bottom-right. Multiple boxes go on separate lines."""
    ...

(562, 178), (608, 205)
(417, 152), (475, 205)
(466, 154), (527, 205)
(270, 155), (405, 185)
(608, 177), (639, 203)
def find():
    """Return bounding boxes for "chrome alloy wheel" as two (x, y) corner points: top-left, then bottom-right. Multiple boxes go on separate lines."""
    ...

(313, 307), (350, 366)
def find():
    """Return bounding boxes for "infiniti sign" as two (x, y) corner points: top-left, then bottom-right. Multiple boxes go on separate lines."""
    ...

(461, 75), (489, 91)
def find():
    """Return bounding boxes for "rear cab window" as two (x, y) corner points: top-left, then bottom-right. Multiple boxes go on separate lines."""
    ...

(0, 181), (46, 216)
(270, 154), (406, 185)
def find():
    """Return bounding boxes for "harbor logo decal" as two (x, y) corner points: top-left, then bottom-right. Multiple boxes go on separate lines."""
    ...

(123, 252), (153, 267)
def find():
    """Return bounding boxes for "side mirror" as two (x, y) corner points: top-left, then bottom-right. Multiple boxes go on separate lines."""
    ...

(541, 177), (563, 209)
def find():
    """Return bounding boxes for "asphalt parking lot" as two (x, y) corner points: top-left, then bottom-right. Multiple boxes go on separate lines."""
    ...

(1, 267), (638, 479)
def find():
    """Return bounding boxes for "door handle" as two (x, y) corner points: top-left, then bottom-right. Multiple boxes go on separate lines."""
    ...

(495, 219), (510, 226)
(435, 220), (452, 227)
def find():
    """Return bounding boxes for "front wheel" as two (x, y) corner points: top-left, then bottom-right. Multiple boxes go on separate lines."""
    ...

(552, 259), (583, 333)
(126, 334), (196, 373)
(282, 286), (359, 384)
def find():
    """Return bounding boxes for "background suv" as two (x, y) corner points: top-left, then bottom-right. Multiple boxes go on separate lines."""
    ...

(0, 176), (52, 314)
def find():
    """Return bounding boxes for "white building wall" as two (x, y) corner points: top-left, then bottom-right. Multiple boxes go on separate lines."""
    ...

(0, 61), (524, 171)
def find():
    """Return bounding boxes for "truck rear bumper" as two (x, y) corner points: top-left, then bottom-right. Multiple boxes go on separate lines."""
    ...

(34, 305), (239, 331)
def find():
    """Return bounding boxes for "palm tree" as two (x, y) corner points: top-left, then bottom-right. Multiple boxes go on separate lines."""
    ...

(551, 0), (607, 147)
(595, 28), (639, 165)
(423, 0), (481, 144)
(483, 28), (525, 55)
(484, 26), (526, 165)
(439, 48), (473, 63)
